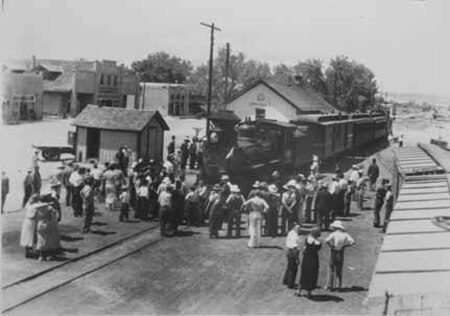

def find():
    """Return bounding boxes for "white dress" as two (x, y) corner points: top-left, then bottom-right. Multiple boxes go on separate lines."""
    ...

(20, 204), (38, 248)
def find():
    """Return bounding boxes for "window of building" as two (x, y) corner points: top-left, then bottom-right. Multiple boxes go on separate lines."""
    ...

(107, 75), (111, 86)
(255, 108), (266, 120)
(113, 76), (118, 86)
(100, 74), (104, 85)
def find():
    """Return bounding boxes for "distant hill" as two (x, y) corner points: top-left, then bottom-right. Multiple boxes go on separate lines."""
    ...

(387, 92), (450, 108)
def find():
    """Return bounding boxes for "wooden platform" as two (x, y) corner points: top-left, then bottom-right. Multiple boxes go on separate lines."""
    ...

(368, 146), (450, 302)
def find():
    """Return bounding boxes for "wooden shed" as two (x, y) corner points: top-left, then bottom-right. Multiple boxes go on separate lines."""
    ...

(73, 104), (169, 163)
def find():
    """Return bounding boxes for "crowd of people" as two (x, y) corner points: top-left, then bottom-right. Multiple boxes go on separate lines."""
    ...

(17, 135), (395, 291)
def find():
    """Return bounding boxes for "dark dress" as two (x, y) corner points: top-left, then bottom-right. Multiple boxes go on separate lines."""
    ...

(299, 238), (322, 291)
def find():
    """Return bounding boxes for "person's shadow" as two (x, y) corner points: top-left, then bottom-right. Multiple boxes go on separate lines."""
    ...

(336, 286), (367, 293)
(306, 294), (344, 302)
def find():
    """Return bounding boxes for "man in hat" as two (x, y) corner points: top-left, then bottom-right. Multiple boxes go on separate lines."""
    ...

(315, 181), (333, 231)
(248, 181), (261, 199)
(325, 220), (355, 291)
(367, 158), (379, 192)
(270, 170), (282, 191)
(209, 185), (226, 238)
(349, 165), (360, 183)
(242, 191), (269, 248)
(189, 136), (197, 170)
(2, 171), (10, 214)
(266, 184), (281, 238)
(329, 176), (341, 219)
(356, 173), (367, 211)
(167, 135), (176, 160)
(69, 164), (84, 217)
(22, 169), (35, 207)
(225, 185), (245, 238)
(158, 182), (174, 237)
(310, 154), (319, 177)
(80, 174), (95, 233)
(382, 183), (394, 233)
(281, 180), (298, 236)
(374, 181), (387, 228)
(61, 161), (74, 207)
(180, 137), (190, 170)
(304, 176), (317, 223)
(49, 178), (62, 221)
(119, 185), (130, 222)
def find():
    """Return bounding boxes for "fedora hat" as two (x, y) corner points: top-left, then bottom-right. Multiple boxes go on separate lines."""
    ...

(220, 174), (230, 181)
(268, 184), (278, 194)
(212, 184), (222, 191)
(252, 181), (261, 188)
(331, 220), (345, 231)
(283, 179), (297, 190)
(49, 178), (61, 188)
(230, 184), (240, 193)
(271, 170), (281, 178)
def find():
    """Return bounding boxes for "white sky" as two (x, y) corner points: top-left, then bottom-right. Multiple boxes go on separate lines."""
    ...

(0, 0), (448, 96)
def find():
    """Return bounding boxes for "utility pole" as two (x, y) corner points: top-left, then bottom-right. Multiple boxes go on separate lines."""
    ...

(224, 42), (230, 104)
(201, 22), (221, 138)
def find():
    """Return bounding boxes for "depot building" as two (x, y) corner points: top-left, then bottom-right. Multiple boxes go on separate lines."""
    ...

(223, 78), (336, 122)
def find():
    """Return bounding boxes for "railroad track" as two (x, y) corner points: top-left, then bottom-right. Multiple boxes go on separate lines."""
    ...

(2, 224), (162, 314)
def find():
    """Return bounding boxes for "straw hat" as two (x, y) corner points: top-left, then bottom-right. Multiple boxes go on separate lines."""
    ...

(271, 170), (281, 179)
(283, 179), (297, 190)
(49, 178), (61, 188)
(352, 164), (358, 169)
(230, 184), (240, 193)
(212, 184), (222, 191)
(268, 184), (278, 194)
(331, 220), (345, 231)
(252, 181), (261, 188)
(220, 174), (230, 181)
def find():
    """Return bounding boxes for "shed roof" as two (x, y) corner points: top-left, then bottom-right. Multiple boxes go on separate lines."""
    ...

(225, 79), (337, 113)
(73, 105), (170, 132)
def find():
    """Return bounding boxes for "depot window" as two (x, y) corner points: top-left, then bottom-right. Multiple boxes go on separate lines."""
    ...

(255, 108), (266, 120)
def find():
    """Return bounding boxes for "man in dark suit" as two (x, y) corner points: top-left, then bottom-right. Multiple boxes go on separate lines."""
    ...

(315, 182), (333, 231)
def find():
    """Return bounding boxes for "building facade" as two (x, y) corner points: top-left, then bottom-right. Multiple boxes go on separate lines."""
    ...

(30, 58), (139, 117)
(1, 72), (44, 124)
(224, 79), (336, 123)
(139, 82), (190, 116)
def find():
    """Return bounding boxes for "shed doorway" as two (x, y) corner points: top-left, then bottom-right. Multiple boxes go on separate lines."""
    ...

(86, 128), (100, 159)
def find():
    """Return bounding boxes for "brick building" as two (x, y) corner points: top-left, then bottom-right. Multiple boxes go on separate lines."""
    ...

(32, 58), (139, 117)
(139, 82), (190, 116)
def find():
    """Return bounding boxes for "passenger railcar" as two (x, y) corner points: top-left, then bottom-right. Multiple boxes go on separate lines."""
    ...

(202, 111), (391, 184)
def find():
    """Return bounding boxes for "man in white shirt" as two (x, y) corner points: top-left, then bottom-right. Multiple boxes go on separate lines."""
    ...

(325, 220), (355, 291)
(282, 224), (301, 289)
(242, 192), (269, 248)
(69, 165), (84, 217)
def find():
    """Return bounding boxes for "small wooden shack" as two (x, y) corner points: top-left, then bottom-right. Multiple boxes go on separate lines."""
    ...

(73, 105), (169, 163)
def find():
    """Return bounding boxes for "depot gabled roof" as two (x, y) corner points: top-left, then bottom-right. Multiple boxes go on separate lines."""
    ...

(225, 78), (337, 114)
(73, 105), (169, 132)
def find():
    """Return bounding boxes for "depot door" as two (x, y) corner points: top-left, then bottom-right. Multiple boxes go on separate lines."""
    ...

(86, 128), (100, 159)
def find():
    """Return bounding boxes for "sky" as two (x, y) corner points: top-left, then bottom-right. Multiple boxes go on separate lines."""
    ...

(0, 0), (449, 97)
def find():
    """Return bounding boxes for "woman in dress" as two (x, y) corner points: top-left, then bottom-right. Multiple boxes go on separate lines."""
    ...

(103, 164), (117, 211)
(35, 202), (57, 261)
(297, 227), (322, 297)
(20, 194), (40, 258)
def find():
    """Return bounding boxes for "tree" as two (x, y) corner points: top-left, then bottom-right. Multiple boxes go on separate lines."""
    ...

(131, 52), (193, 83)
(324, 56), (378, 112)
(189, 46), (272, 106)
(272, 63), (295, 84)
(293, 59), (327, 98)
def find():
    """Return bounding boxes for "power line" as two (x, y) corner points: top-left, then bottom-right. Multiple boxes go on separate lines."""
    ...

(200, 22), (221, 138)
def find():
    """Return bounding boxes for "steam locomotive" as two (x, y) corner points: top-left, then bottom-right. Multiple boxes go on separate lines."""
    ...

(202, 111), (391, 191)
